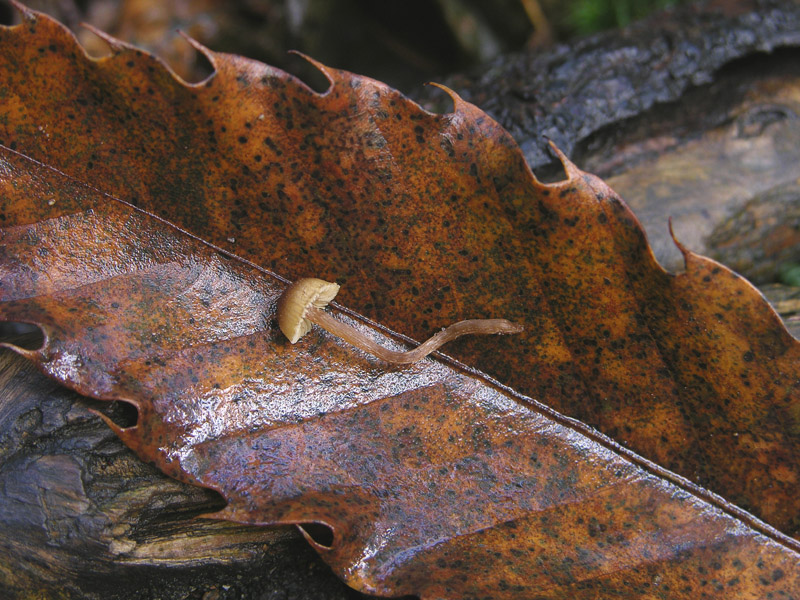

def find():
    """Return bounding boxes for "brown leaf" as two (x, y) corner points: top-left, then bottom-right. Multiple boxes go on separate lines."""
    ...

(4, 2), (800, 536)
(3, 143), (800, 597)
(1, 6), (799, 598)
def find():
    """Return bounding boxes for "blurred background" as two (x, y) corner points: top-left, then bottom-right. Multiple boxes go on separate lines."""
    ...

(1, 0), (692, 90)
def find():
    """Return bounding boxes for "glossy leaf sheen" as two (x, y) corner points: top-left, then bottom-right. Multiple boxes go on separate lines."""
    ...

(1, 7), (799, 598)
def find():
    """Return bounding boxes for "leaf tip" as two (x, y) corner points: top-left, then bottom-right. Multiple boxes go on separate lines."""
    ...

(79, 21), (127, 53)
(89, 406), (138, 444)
(0, 341), (40, 361)
(176, 29), (217, 71)
(297, 522), (335, 551)
(0, 321), (46, 358)
(287, 50), (335, 94)
(545, 139), (581, 181)
(425, 82), (464, 114)
(668, 217), (693, 265)
(194, 504), (237, 522)
(7, 0), (34, 21)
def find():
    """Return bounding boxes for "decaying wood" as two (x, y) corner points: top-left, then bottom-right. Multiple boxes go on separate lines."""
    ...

(605, 64), (800, 276)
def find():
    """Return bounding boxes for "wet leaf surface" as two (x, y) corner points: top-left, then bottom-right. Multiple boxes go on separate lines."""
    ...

(0, 340), (365, 600)
(3, 143), (800, 597)
(1, 6), (800, 598)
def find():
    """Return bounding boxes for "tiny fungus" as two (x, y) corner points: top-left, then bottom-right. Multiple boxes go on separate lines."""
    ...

(277, 277), (523, 364)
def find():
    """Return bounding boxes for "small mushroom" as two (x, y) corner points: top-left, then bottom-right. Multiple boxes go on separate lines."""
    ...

(276, 277), (523, 364)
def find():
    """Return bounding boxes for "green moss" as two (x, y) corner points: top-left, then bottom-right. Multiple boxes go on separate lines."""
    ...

(565, 0), (689, 35)
(779, 263), (800, 287)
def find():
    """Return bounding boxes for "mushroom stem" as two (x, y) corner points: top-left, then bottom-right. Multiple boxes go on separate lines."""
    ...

(306, 306), (523, 365)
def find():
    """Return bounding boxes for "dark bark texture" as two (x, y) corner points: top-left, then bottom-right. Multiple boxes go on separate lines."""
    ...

(422, 0), (800, 174)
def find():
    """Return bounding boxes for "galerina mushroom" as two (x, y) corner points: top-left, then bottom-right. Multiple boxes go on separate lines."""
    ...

(276, 277), (523, 364)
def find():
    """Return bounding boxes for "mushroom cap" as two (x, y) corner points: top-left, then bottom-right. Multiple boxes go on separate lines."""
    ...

(277, 278), (341, 343)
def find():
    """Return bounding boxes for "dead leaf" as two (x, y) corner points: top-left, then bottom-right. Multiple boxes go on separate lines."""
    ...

(1, 6), (799, 598)
(3, 142), (800, 597)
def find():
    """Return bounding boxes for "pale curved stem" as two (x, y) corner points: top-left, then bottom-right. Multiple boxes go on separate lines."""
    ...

(306, 306), (523, 364)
